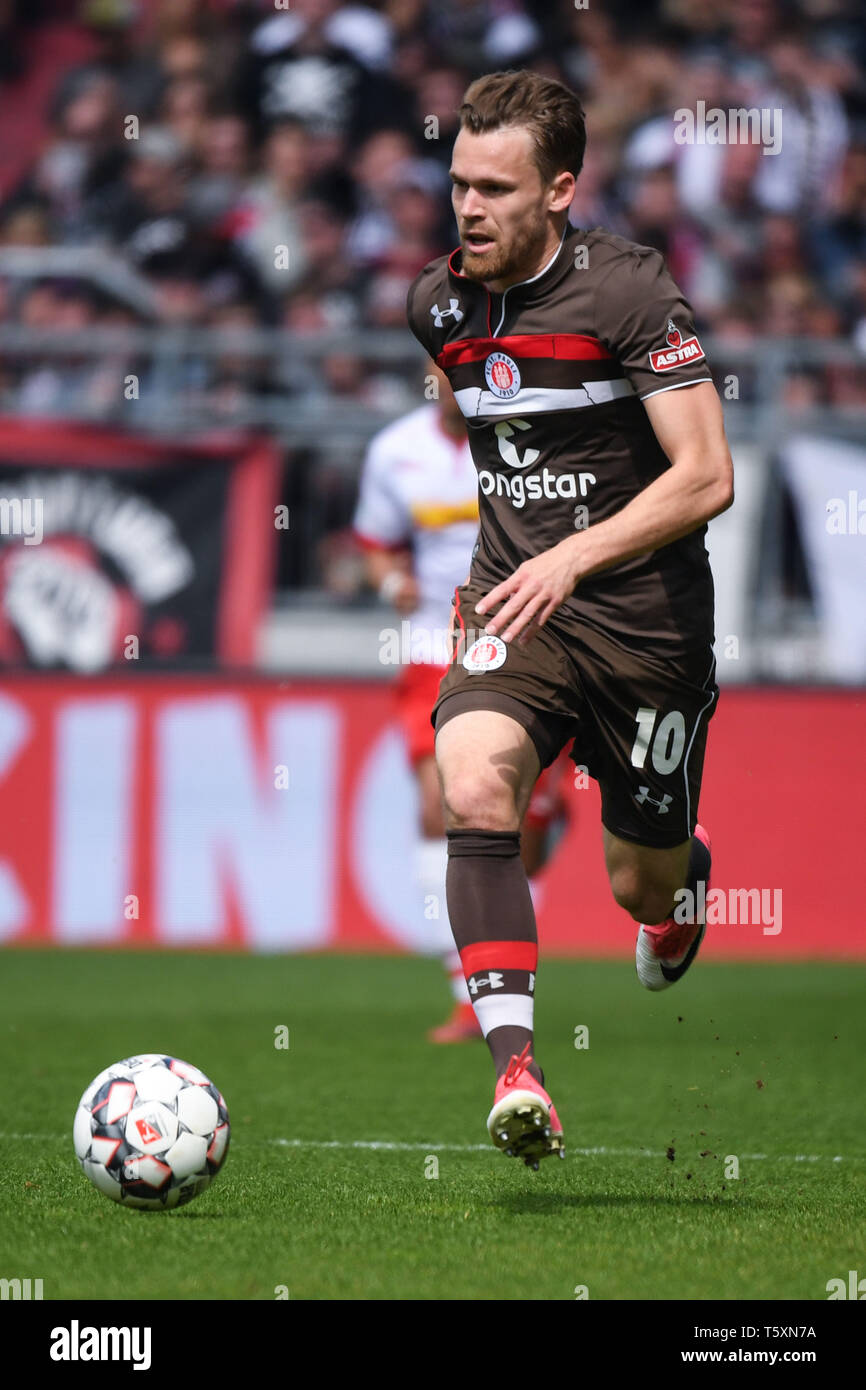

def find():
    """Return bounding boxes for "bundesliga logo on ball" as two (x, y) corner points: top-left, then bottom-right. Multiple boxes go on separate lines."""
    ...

(485, 351), (521, 399)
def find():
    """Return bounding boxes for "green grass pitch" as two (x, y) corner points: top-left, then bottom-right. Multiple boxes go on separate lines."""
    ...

(1, 950), (863, 1300)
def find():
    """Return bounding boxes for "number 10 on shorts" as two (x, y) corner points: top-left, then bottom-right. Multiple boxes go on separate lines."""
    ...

(630, 707), (686, 776)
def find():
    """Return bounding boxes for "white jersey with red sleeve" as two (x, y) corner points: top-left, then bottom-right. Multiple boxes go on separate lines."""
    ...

(353, 402), (479, 665)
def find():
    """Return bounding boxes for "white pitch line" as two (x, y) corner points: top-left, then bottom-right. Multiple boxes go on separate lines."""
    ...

(2, 1133), (67, 1141)
(3, 1134), (859, 1164)
(267, 1138), (860, 1163)
(268, 1139), (663, 1157)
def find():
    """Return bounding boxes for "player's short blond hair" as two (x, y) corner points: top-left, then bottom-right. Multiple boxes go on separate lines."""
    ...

(458, 70), (587, 188)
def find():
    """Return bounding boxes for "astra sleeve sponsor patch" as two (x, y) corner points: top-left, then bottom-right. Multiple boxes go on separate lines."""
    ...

(649, 319), (706, 373)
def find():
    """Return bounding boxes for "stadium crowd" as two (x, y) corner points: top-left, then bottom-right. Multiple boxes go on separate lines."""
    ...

(0, 1), (863, 358)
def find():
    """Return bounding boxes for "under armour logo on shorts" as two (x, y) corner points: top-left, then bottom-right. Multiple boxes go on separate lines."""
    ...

(635, 786), (673, 814)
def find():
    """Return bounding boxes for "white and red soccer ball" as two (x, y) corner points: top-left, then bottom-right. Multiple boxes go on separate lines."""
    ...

(73, 1054), (230, 1210)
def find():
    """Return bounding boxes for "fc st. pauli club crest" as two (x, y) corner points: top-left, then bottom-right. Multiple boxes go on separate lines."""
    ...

(484, 351), (522, 399)
(463, 633), (507, 672)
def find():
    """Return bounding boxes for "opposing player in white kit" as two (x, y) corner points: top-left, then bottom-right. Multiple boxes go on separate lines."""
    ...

(354, 363), (573, 1041)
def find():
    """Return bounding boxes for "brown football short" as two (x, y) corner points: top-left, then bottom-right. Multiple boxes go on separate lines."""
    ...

(432, 582), (718, 850)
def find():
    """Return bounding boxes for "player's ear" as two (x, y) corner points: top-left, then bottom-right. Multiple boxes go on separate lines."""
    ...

(548, 170), (575, 214)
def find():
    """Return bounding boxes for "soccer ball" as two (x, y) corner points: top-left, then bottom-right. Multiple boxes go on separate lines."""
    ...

(73, 1054), (230, 1210)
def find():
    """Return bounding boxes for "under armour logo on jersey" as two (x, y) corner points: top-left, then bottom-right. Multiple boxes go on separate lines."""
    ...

(467, 971), (504, 994)
(431, 298), (464, 327)
(635, 787), (673, 814)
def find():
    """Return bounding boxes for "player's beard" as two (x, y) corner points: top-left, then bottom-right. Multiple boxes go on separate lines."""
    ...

(460, 209), (550, 286)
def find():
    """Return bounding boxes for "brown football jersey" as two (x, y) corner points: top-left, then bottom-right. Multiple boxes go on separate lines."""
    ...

(407, 224), (716, 652)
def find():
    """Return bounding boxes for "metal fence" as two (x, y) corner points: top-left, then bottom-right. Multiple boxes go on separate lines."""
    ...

(2, 318), (865, 438)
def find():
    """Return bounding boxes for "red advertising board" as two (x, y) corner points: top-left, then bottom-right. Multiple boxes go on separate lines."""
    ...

(0, 676), (861, 957)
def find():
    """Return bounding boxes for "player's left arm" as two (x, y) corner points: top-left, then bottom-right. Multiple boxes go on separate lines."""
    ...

(478, 380), (734, 644)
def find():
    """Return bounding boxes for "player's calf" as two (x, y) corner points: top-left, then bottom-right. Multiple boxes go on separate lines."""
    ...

(635, 826), (713, 990)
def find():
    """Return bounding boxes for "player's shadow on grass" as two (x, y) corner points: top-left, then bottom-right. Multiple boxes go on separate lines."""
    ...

(496, 1191), (742, 1214)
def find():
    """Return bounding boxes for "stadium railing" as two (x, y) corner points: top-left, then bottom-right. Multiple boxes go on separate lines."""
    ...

(0, 250), (864, 683)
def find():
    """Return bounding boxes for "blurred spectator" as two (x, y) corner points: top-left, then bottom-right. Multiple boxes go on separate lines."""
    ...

(160, 67), (211, 154)
(811, 140), (866, 335)
(187, 109), (252, 226)
(206, 295), (272, 419)
(370, 158), (450, 287)
(14, 280), (125, 417)
(345, 128), (415, 266)
(623, 164), (728, 314)
(237, 0), (413, 158)
(80, 124), (198, 290)
(75, 0), (165, 121)
(0, 199), (53, 247)
(23, 66), (124, 238)
(293, 195), (360, 321)
(752, 35), (848, 216)
(408, 64), (469, 171)
(427, 1), (541, 71)
(231, 117), (310, 295)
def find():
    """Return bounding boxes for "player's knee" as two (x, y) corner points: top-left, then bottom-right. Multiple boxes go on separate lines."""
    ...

(610, 868), (675, 925)
(440, 770), (518, 831)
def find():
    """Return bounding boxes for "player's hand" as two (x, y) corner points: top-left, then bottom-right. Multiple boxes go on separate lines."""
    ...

(476, 540), (582, 645)
(380, 570), (420, 613)
(393, 575), (420, 613)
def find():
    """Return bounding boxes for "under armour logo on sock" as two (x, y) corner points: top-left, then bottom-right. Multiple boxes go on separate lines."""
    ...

(635, 786), (673, 813)
(468, 971), (504, 994)
(431, 298), (464, 327)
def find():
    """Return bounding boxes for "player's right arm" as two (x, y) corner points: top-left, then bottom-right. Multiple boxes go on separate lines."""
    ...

(353, 426), (419, 613)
